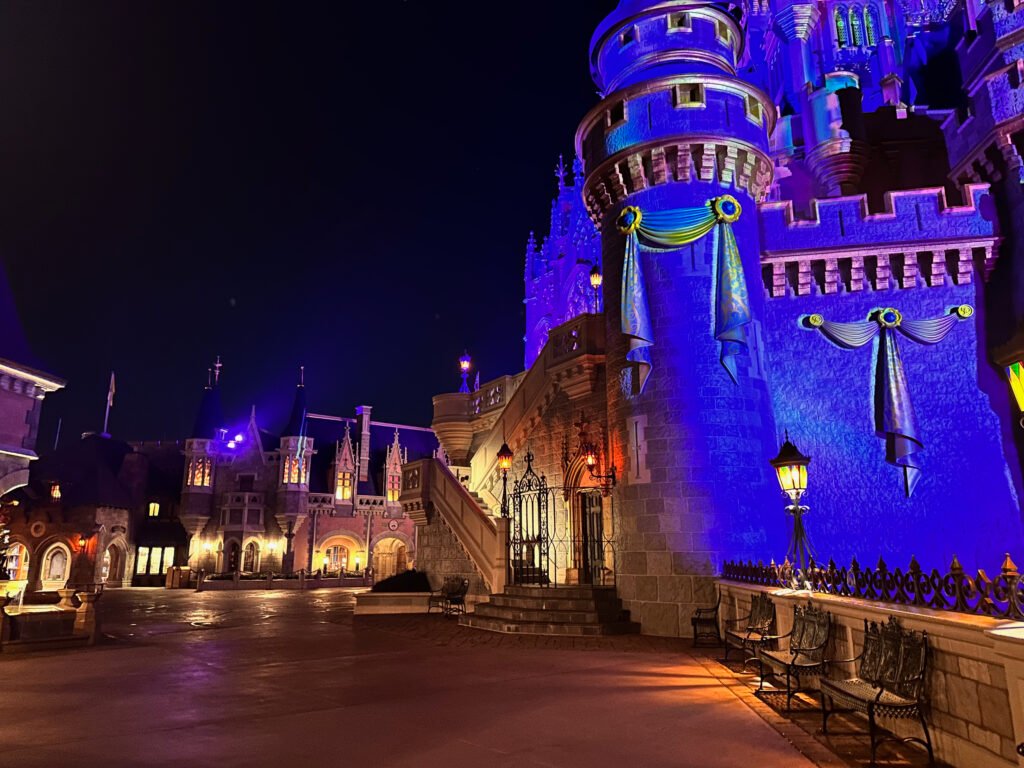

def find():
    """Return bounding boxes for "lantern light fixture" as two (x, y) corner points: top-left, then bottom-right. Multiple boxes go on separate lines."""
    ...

(769, 431), (813, 578)
(458, 351), (472, 394)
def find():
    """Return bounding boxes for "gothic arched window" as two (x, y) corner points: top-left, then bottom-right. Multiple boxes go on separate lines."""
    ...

(835, 8), (849, 47)
(864, 5), (880, 46)
(849, 7), (864, 46)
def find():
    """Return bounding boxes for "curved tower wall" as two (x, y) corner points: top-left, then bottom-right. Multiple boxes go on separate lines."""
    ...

(577, 1), (785, 635)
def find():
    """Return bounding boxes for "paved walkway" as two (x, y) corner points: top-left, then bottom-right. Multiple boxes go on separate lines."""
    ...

(0, 589), (824, 768)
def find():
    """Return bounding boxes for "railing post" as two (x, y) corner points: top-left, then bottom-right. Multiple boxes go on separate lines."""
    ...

(493, 517), (510, 594)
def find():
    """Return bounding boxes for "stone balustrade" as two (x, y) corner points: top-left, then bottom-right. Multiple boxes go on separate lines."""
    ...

(718, 580), (1024, 767)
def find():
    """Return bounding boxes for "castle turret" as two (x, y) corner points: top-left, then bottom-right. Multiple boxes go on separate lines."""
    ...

(277, 367), (312, 572)
(181, 361), (224, 562)
(576, 1), (781, 635)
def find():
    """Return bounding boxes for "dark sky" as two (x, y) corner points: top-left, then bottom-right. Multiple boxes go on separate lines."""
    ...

(0, 0), (617, 447)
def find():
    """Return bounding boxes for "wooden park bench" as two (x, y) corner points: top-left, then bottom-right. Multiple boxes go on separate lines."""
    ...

(820, 616), (933, 766)
(724, 592), (775, 665)
(756, 602), (831, 710)
(690, 589), (721, 647)
(427, 577), (469, 617)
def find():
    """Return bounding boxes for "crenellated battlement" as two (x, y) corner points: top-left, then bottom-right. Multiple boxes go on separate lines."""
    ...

(758, 184), (998, 297)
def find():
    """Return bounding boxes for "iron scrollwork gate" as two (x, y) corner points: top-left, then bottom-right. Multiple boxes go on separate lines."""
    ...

(510, 452), (551, 585)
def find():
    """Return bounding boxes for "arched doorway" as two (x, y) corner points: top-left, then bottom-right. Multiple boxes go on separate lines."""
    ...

(571, 490), (605, 585)
(318, 534), (363, 574)
(5, 542), (29, 581)
(242, 541), (260, 573)
(40, 542), (71, 591)
(224, 540), (241, 573)
(101, 543), (125, 586)
(371, 537), (408, 580)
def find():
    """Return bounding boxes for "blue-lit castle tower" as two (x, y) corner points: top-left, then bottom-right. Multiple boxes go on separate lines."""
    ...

(576, 1), (783, 630)
(427, 0), (1024, 646)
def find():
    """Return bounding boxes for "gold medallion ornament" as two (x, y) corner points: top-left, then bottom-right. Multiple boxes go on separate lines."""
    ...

(616, 206), (642, 234)
(955, 304), (974, 319)
(878, 308), (903, 328)
(713, 195), (742, 223)
(807, 314), (824, 327)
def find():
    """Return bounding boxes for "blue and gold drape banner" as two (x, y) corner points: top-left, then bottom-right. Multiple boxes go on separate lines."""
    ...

(808, 305), (973, 497)
(617, 195), (747, 393)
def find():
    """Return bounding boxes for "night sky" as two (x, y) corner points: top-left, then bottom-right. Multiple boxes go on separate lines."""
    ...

(0, 1), (617, 447)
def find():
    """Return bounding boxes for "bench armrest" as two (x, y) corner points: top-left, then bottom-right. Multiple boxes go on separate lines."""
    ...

(826, 652), (862, 668)
(693, 606), (718, 618)
(724, 612), (752, 626)
(758, 629), (792, 642)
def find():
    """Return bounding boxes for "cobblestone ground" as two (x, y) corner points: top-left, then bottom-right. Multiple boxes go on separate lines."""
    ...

(0, 589), (923, 767)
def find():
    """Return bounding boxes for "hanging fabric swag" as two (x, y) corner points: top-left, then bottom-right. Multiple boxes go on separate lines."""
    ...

(617, 194), (748, 393)
(807, 305), (973, 497)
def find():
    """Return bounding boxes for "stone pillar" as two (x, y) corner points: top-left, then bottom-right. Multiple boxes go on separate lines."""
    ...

(74, 591), (101, 645)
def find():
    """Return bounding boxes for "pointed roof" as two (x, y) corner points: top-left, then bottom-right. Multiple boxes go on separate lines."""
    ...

(282, 366), (308, 437)
(190, 364), (225, 440)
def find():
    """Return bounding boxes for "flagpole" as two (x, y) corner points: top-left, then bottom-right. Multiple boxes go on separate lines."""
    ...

(102, 371), (115, 437)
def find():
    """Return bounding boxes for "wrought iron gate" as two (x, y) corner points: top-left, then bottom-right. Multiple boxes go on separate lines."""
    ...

(510, 452), (550, 585)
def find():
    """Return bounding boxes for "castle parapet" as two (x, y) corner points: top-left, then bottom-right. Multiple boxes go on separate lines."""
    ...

(758, 185), (998, 297)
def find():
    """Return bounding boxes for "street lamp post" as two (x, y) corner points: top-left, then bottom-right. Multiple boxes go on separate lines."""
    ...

(459, 351), (472, 394)
(497, 442), (514, 518)
(589, 265), (603, 313)
(769, 431), (812, 577)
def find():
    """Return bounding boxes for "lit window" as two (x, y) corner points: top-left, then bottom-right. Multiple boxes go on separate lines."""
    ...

(188, 457), (212, 487)
(849, 8), (864, 45)
(386, 474), (401, 503)
(283, 456), (301, 484)
(50, 483), (61, 500)
(325, 544), (349, 572)
(835, 9), (848, 46)
(6, 543), (29, 580)
(673, 83), (705, 108)
(715, 20), (731, 44)
(148, 502), (160, 517)
(864, 6), (879, 46)
(607, 100), (626, 128)
(336, 470), (353, 501)
(136, 546), (150, 575)
(745, 95), (763, 125)
(668, 12), (691, 29)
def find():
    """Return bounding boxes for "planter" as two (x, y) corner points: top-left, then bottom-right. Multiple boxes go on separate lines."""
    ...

(354, 592), (432, 615)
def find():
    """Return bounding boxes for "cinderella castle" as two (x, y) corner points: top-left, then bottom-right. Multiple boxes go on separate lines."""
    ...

(415, 0), (1024, 639)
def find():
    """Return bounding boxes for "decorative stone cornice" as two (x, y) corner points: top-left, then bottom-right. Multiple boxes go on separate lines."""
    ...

(582, 137), (773, 224)
(773, 5), (820, 42)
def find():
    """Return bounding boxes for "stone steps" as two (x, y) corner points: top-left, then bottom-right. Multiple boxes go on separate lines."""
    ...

(460, 585), (640, 637)
(460, 613), (640, 636)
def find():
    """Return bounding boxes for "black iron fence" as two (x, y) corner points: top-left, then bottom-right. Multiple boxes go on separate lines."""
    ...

(720, 554), (1024, 621)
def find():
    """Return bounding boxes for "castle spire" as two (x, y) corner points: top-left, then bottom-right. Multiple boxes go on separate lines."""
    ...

(555, 154), (567, 191)
(212, 355), (222, 386)
(191, 362), (224, 440)
(282, 367), (308, 437)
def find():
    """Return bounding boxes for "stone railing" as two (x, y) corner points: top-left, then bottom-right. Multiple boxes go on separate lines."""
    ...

(400, 458), (508, 594)
(307, 494), (334, 510)
(470, 374), (524, 418)
(221, 492), (264, 507)
(717, 578), (1024, 767)
(468, 313), (606, 511)
(721, 554), (1024, 621)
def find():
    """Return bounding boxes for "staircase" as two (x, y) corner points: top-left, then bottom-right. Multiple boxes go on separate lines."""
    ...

(461, 585), (640, 636)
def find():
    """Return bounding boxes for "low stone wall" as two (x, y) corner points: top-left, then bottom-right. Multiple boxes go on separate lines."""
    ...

(719, 580), (1024, 768)
(197, 574), (368, 591)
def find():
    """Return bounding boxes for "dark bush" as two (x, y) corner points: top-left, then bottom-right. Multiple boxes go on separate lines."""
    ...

(370, 569), (431, 593)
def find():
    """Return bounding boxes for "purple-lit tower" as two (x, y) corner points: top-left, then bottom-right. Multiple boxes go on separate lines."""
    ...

(577, 0), (782, 632)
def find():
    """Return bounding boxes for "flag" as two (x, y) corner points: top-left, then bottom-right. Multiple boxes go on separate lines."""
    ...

(107, 372), (116, 408)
